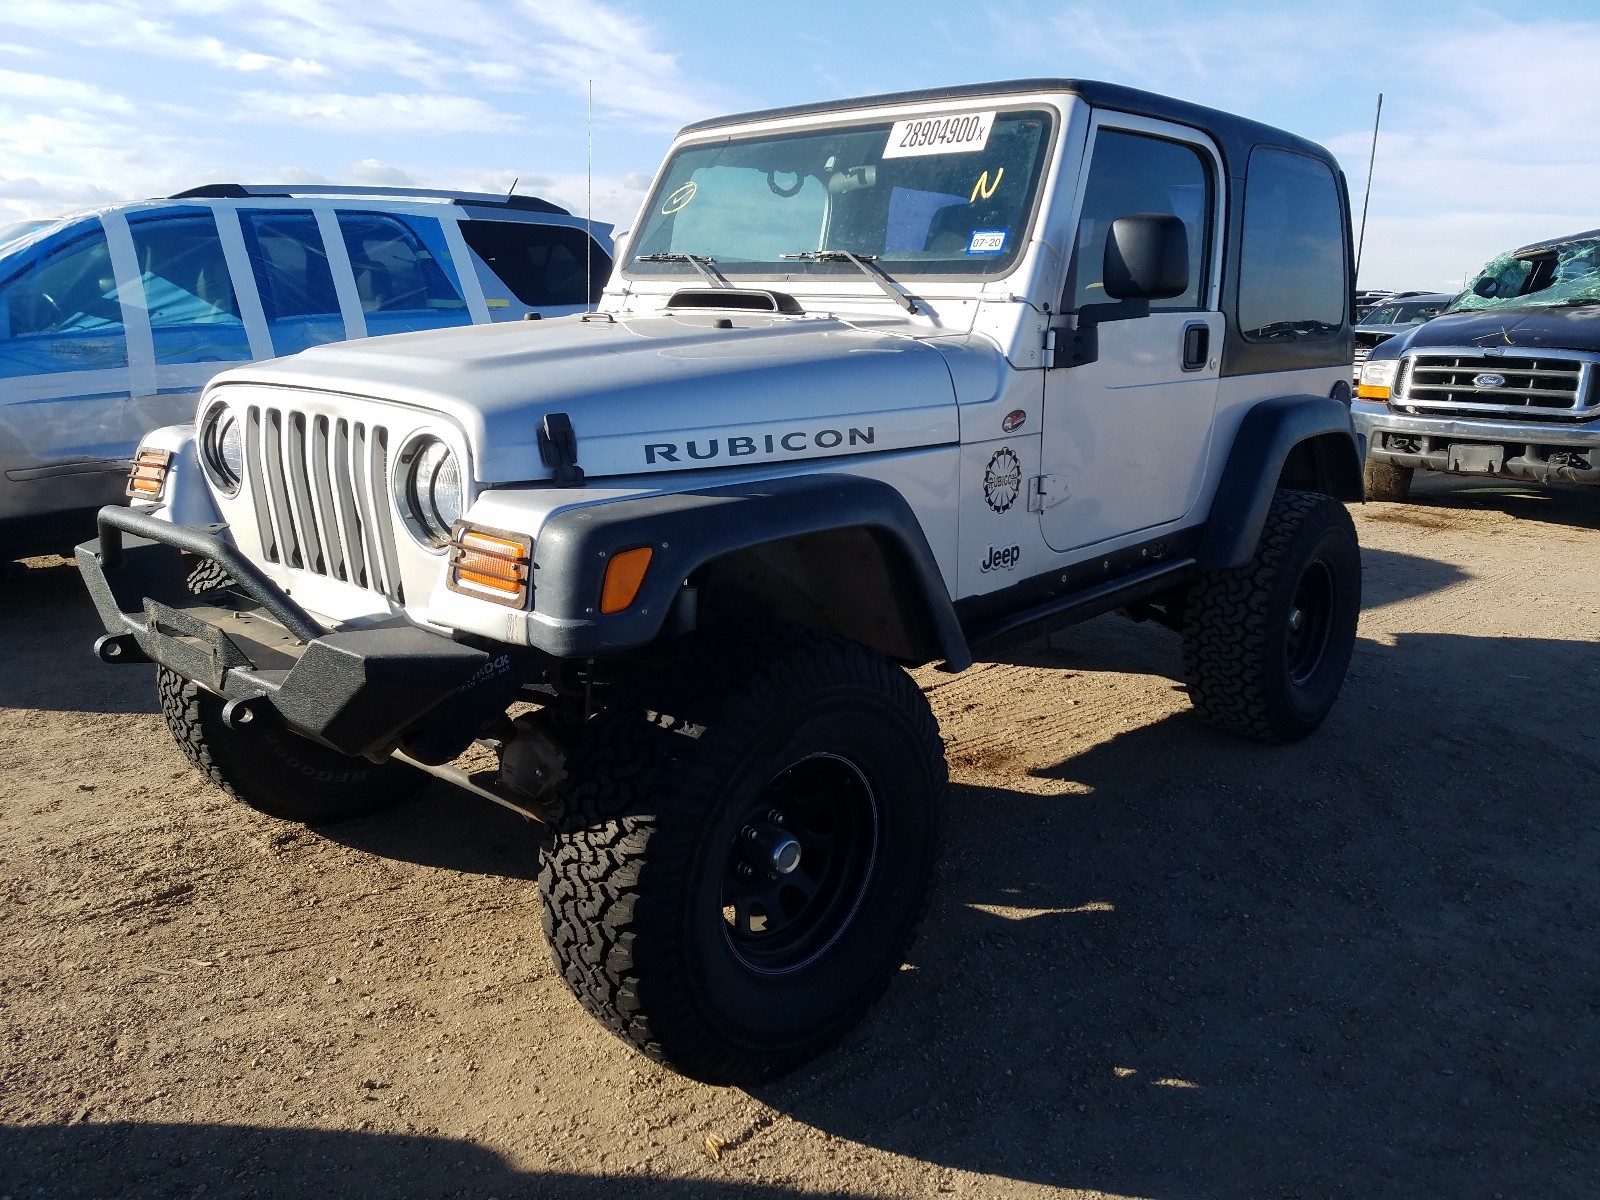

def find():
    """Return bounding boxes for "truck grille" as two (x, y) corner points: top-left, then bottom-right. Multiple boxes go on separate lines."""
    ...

(1398, 352), (1597, 421)
(242, 405), (405, 602)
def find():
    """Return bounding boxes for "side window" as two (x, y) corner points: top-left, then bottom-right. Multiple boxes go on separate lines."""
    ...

(336, 211), (470, 334)
(1066, 129), (1212, 312)
(458, 220), (613, 308)
(239, 210), (345, 356)
(127, 210), (251, 364)
(0, 224), (128, 379)
(1238, 148), (1347, 339)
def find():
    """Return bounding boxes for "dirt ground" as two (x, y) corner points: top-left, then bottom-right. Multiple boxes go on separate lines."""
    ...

(2, 473), (1598, 1200)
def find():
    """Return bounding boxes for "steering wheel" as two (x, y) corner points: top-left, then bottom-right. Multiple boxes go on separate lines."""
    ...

(766, 170), (805, 198)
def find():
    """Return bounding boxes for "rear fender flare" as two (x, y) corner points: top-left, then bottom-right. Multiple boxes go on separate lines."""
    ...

(1199, 395), (1362, 569)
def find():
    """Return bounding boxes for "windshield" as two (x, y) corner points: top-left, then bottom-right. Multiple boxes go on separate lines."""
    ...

(1362, 300), (1444, 326)
(626, 108), (1054, 284)
(1449, 237), (1600, 312)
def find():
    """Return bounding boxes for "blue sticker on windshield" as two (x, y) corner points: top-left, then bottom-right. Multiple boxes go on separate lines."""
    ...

(967, 229), (1007, 255)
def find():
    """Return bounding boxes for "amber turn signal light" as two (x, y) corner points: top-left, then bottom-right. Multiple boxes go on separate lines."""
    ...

(126, 447), (171, 500)
(1355, 384), (1391, 400)
(600, 546), (653, 614)
(447, 523), (533, 608)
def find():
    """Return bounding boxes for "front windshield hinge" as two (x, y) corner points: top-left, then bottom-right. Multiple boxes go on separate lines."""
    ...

(779, 250), (920, 314)
(635, 252), (731, 289)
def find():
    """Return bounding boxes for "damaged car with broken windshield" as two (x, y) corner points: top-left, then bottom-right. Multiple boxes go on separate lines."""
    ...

(1354, 228), (1600, 501)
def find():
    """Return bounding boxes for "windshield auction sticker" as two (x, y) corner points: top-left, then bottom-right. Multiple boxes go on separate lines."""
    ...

(882, 111), (995, 159)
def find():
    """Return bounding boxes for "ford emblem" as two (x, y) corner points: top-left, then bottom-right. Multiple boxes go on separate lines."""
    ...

(1473, 372), (1507, 388)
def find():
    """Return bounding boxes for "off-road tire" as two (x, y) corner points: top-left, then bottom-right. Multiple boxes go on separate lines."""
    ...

(1364, 458), (1412, 502)
(538, 625), (945, 1086)
(158, 667), (421, 824)
(1181, 489), (1361, 743)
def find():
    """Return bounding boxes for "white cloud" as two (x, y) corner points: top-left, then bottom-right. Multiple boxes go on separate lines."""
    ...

(231, 90), (521, 133)
(0, 0), (329, 78)
(0, 68), (133, 112)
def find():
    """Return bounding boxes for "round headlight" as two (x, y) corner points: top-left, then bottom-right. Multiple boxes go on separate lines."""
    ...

(200, 403), (243, 493)
(400, 436), (463, 548)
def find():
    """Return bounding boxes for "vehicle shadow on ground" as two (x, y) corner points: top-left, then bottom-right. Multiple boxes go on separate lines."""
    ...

(1389, 473), (1600, 532)
(0, 556), (157, 715)
(994, 544), (1466, 684)
(756, 630), (1600, 1197)
(329, 779), (546, 881)
(0, 1123), (819, 1200)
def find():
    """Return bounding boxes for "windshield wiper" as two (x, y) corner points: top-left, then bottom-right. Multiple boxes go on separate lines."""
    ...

(635, 252), (730, 289)
(778, 249), (920, 314)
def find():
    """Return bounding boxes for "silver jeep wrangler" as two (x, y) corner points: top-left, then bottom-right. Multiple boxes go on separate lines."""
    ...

(80, 79), (1363, 1085)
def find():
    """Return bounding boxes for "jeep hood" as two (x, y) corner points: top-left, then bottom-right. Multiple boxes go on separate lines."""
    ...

(1393, 304), (1600, 355)
(210, 313), (962, 483)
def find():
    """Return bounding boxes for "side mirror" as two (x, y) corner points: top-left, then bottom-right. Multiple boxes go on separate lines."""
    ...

(1103, 214), (1189, 301)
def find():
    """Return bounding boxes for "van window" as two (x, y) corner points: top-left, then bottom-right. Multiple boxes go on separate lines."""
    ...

(127, 210), (251, 364)
(458, 220), (611, 307)
(0, 224), (128, 380)
(1066, 129), (1213, 312)
(239, 210), (345, 356)
(337, 212), (470, 335)
(1238, 148), (1347, 339)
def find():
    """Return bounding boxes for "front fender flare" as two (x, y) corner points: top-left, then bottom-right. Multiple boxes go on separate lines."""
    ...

(526, 473), (972, 670)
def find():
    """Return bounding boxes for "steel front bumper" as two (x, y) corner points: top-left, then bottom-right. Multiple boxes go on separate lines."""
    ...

(77, 507), (502, 759)
(1352, 401), (1600, 485)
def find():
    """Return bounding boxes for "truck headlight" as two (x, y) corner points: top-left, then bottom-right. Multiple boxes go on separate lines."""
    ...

(1357, 358), (1399, 400)
(199, 403), (244, 493)
(398, 435), (463, 549)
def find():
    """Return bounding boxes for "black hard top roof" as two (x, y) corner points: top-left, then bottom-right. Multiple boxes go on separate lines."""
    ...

(678, 78), (1336, 175)
(1515, 227), (1600, 255)
(170, 183), (569, 216)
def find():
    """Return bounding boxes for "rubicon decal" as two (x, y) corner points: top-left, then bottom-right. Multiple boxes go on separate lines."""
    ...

(1001, 409), (1026, 433)
(644, 426), (875, 465)
(980, 543), (1020, 572)
(983, 447), (1022, 513)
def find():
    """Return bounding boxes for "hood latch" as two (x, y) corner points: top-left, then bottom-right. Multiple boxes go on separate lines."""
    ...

(538, 413), (585, 486)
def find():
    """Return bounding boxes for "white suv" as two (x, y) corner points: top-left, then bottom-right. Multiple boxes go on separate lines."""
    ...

(82, 81), (1361, 1086)
(0, 185), (613, 557)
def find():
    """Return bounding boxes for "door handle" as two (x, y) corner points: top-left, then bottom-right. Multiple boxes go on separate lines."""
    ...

(1181, 322), (1209, 371)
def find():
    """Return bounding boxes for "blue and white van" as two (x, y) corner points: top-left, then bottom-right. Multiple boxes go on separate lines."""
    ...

(0, 184), (613, 557)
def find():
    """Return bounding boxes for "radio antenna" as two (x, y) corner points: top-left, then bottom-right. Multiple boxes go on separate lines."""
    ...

(507, 176), (518, 198)
(586, 79), (594, 313)
(1355, 92), (1383, 285)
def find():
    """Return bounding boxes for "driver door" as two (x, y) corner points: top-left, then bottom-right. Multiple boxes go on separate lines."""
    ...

(1040, 117), (1224, 554)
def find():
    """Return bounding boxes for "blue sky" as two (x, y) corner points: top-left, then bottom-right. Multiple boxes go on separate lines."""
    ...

(3, 0), (1597, 290)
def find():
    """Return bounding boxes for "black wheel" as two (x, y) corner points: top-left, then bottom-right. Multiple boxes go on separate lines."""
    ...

(1181, 489), (1361, 743)
(538, 625), (945, 1085)
(1364, 458), (1412, 502)
(158, 667), (421, 824)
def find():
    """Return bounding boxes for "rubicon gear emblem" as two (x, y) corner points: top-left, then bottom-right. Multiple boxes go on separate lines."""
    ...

(983, 447), (1022, 514)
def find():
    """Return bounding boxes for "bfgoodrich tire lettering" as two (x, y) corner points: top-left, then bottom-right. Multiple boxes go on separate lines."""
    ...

(537, 625), (945, 1086)
(1181, 489), (1361, 743)
(158, 667), (421, 823)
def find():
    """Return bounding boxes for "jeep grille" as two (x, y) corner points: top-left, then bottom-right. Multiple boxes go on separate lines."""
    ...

(1397, 352), (1598, 421)
(242, 405), (405, 601)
